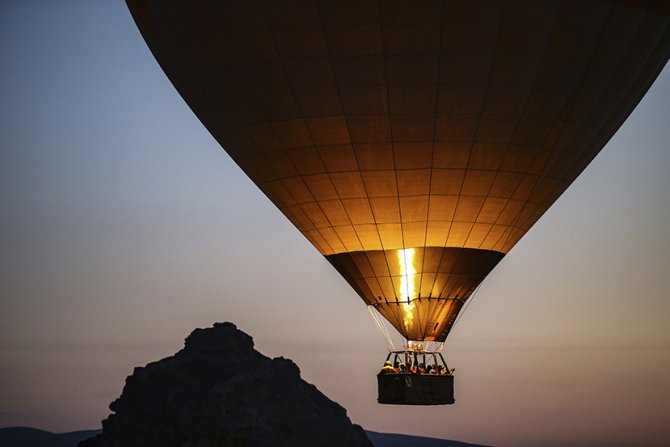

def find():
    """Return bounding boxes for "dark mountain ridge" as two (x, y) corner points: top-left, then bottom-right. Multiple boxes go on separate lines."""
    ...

(0, 427), (492, 447)
(367, 430), (492, 447)
(0, 427), (100, 447)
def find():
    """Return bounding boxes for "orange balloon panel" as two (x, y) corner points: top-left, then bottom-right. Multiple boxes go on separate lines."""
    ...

(127, 0), (670, 341)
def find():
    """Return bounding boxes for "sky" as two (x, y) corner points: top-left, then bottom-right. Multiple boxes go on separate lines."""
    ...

(1, 2), (669, 447)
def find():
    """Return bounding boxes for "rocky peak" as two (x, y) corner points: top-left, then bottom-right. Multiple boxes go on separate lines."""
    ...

(80, 322), (372, 447)
(184, 322), (255, 355)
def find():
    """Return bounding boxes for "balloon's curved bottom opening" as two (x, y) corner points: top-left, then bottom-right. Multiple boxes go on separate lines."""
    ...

(377, 374), (455, 405)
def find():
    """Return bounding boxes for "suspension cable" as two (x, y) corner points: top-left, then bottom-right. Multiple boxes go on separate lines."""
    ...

(451, 283), (483, 330)
(368, 305), (397, 351)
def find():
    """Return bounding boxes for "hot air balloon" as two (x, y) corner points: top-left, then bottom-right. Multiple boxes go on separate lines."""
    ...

(127, 0), (670, 405)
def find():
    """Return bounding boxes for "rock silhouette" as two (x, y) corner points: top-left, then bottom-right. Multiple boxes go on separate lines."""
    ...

(80, 322), (372, 447)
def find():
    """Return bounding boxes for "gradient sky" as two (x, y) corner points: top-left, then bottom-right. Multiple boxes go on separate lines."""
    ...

(1, 2), (669, 447)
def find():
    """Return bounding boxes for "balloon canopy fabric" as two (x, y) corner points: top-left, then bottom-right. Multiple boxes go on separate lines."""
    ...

(127, 0), (670, 342)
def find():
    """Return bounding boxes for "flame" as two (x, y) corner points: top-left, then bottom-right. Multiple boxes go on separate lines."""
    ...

(398, 248), (417, 333)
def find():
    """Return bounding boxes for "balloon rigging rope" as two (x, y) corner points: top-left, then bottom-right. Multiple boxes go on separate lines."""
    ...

(451, 283), (483, 331)
(368, 306), (397, 351)
(368, 280), (483, 352)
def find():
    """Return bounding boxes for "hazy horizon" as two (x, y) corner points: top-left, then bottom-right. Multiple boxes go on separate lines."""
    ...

(2, 2), (669, 447)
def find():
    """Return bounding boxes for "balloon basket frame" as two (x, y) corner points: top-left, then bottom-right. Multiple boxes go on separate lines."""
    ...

(377, 348), (455, 405)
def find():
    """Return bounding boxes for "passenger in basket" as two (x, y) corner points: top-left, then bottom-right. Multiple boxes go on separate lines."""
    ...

(380, 360), (396, 374)
(409, 361), (418, 375)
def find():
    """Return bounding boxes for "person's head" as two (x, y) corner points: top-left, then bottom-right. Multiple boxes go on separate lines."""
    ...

(384, 360), (392, 367)
(399, 363), (406, 371)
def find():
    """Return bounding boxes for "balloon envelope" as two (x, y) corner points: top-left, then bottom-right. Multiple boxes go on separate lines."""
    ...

(127, 0), (670, 341)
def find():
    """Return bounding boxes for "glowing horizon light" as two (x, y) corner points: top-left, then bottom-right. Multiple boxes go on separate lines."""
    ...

(398, 248), (417, 333)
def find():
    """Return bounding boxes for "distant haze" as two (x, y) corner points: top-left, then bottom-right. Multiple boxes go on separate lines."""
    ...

(1, 2), (669, 447)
